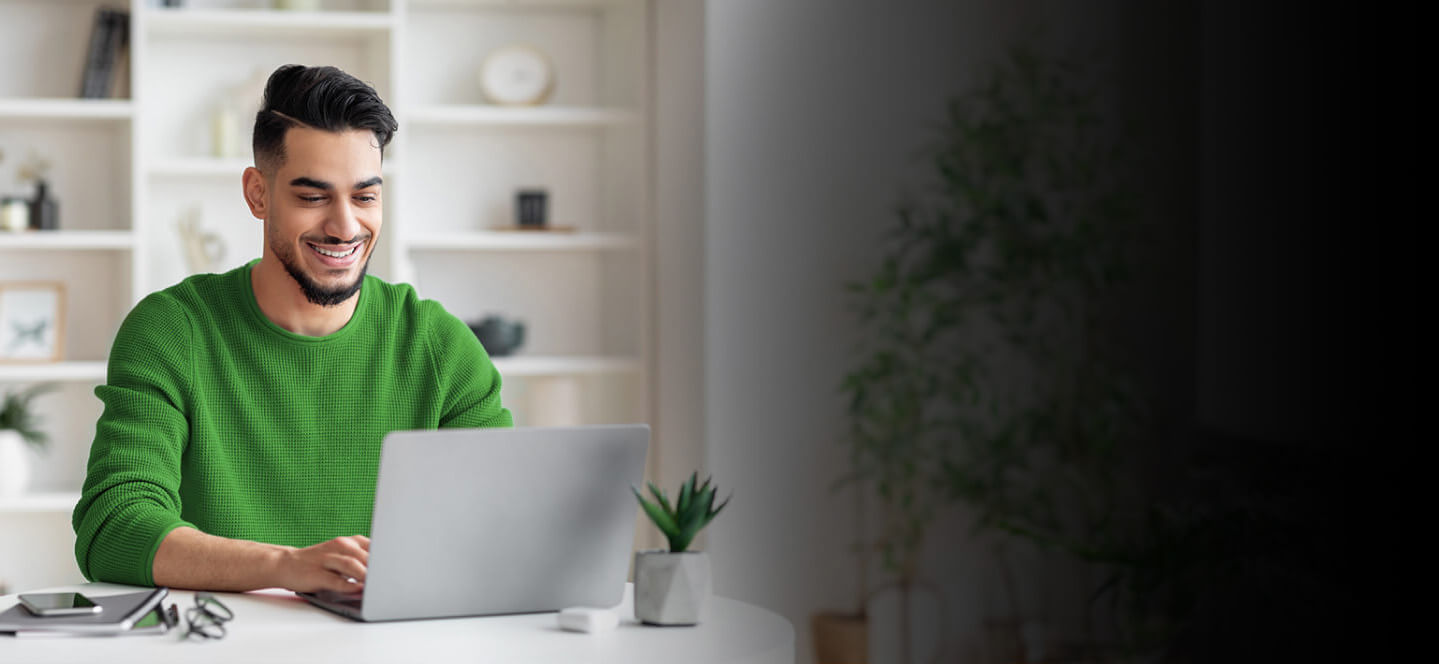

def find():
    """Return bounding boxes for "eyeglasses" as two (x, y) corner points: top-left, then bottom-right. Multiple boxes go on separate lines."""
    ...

(181, 592), (234, 640)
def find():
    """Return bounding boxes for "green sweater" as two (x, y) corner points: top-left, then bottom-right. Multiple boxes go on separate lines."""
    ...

(72, 263), (512, 586)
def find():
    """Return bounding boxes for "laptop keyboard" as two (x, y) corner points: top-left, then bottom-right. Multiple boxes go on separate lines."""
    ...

(312, 590), (364, 609)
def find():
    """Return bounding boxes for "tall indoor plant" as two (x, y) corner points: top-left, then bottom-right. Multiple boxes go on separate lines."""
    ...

(632, 472), (729, 625)
(838, 44), (1148, 662)
(0, 383), (58, 496)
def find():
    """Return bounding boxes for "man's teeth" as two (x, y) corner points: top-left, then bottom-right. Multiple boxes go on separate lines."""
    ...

(313, 245), (357, 258)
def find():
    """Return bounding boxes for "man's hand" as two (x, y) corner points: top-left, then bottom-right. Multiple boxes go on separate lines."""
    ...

(278, 535), (370, 594)
(153, 527), (371, 593)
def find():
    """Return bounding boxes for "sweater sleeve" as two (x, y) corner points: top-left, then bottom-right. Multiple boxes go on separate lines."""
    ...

(72, 292), (197, 586)
(425, 303), (513, 429)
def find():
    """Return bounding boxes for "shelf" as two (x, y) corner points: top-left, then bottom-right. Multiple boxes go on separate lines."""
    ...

(0, 362), (107, 383)
(0, 492), (80, 515)
(492, 356), (642, 377)
(407, 105), (639, 128)
(0, 98), (132, 122)
(146, 9), (395, 39)
(409, 0), (637, 8)
(405, 231), (638, 251)
(148, 158), (396, 179)
(148, 158), (253, 178)
(0, 231), (134, 251)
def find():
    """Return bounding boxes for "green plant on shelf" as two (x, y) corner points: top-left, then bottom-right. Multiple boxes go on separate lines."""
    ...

(632, 472), (730, 553)
(0, 383), (59, 452)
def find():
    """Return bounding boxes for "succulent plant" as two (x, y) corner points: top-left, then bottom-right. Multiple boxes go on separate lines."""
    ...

(0, 383), (59, 452)
(632, 472), (730, 553)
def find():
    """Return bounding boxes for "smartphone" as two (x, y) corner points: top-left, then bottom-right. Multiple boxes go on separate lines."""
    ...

(18, 592), (103, 617)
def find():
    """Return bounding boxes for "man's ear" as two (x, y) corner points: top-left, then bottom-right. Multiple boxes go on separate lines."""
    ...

(242, 166), (268, 219)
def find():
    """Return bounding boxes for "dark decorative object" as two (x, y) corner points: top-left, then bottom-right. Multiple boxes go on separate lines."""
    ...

(79, 8), (128, 99)
(29, 180), (58, 231)
(467, 315), (525, 356)
(515, 189), (548, 228)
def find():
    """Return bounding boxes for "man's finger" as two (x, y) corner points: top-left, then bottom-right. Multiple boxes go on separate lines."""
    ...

(325, 553), (367, 583)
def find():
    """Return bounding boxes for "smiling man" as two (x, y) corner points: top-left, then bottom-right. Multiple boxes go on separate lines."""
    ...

(72, 65), (512, 593)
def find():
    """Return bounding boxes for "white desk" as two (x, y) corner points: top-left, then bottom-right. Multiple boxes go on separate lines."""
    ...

(0, 583), (794, 663)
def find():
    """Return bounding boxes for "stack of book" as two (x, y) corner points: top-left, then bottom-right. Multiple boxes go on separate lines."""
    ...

(79, 7), (131, 99)
(0, 588), (172, 637)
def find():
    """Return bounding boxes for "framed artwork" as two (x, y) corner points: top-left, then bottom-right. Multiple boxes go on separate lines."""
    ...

(0, 282), (66, 362)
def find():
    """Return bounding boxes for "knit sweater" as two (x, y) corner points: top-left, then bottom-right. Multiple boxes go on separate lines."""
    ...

(72, 262), (512, 586)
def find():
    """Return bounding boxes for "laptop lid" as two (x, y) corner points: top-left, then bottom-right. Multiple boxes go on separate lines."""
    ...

(357, 424), (650, 622)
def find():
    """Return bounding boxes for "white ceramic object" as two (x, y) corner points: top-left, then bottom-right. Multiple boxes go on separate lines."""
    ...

(557, 606), (619, 633)
(478, 45), (554, 106)
(0, 430), (32, 497)
(633, 550), (711, 625)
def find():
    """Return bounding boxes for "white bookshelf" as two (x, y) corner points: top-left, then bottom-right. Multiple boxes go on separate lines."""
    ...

(0, 0), (656, 509)
(0, 362), (109, 383)
(493, 355), (642, 377)
(145, 8), (395, 38)
(0, 492), (81, 515)
(0, 231), (134, 251)
(405, 230), (639, 251)
(407, 105), (639, 127)
(0, 99), (133, 121)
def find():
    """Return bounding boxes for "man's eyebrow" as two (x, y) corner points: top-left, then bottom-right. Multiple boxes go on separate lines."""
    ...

(289, 176), (332, 190)
(288, 176), (383, 191)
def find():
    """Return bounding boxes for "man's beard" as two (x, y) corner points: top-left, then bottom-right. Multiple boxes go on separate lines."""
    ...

(274, 237), (369, 307)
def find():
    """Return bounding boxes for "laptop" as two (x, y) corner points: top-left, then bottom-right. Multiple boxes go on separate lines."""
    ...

(299, 424), (650, 622)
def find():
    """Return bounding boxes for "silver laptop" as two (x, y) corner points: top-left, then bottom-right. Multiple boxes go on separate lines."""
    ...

(300, 424), (650, 622)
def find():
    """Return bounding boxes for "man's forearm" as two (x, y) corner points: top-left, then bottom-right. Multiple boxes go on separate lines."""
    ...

(153, 527), (370, 594)
(152, 526), (290, 592)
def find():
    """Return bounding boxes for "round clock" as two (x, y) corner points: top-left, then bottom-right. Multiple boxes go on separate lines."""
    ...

(478, 45), (555, 106)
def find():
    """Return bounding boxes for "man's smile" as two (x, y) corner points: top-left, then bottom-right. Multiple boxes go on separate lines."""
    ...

(306, 241), (364, 267)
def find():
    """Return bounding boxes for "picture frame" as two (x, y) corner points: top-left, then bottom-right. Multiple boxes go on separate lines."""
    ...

(0, 282), (66, 363)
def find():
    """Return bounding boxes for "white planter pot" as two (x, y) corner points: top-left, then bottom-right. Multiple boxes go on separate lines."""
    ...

(0, 430), (33, 497)
(634, 550), (711, 625)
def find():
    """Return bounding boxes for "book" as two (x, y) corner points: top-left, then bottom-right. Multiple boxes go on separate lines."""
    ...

(0, 587), (168, 635)
(78, 8), (109, 98)
(78, 8), (130, 99)
(107, 10), (131, 99)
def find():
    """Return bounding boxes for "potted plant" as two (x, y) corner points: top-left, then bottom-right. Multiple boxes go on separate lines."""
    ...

(0, 383), (58, 496)
(631, 472), (729, 625)
(836, 44), (1149, 663)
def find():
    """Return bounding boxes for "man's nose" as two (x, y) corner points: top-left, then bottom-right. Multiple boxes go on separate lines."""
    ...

(324, 199), (363, 241)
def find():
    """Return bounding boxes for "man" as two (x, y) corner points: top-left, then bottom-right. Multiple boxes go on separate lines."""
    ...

(72, 65), (511, 594)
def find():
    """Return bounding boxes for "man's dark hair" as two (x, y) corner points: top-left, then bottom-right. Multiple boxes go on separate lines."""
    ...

(252, 64), (397, 173)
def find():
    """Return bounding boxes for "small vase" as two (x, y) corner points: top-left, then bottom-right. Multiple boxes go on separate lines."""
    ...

(634, 549), (711, 625)
(0, 430), (33, 497)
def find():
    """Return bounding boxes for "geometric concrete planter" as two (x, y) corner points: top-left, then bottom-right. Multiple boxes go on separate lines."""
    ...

(634, 549), (711, 626)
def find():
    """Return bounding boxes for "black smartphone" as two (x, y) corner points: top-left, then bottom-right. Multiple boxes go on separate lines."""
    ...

(17, 592), (103, 617)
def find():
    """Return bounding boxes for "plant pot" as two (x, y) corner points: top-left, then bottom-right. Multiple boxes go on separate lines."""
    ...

(812, 611), (868, 664)
(0, 430), (32, 497)
(867, 583), (943, 664)
(634, 549), (711, 625)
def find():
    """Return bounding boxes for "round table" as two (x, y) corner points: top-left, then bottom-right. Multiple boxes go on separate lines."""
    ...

(0, 582), (794, 663)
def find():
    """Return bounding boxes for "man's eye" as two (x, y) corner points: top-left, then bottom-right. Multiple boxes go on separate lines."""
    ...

(299, 195), (325, 203)
(355, 195), (377, 203)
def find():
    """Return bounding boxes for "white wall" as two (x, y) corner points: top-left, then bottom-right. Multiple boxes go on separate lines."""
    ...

(702, 2), (1128, 662)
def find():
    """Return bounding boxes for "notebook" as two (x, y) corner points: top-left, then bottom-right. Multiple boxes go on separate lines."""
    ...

(0, 587), (169, 635)
(300, 424), (650, 622)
